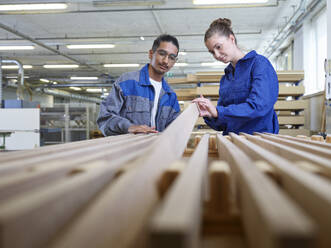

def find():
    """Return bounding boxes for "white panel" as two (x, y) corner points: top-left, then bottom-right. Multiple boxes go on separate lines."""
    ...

(0, 109), (40, 150)
(0, 109), (39, 130)
(0, 132), (40, 150)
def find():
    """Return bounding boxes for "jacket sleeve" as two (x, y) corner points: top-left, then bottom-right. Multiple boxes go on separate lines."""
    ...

(97, 82), (132, 136)
(165, 94), (180, 127)
(212, 56), (279, 127)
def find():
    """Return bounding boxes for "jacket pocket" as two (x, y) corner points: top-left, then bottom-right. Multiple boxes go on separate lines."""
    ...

(124, 98), (151, 125)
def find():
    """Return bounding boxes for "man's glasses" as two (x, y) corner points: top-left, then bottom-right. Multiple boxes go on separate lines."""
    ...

(156, 49), (178, 63)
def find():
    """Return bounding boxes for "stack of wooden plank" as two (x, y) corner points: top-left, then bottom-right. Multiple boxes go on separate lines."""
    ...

(171, 71), (308, 136)
(0, 104), (330, 248)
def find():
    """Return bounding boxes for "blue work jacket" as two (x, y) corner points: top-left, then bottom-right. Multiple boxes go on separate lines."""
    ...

(204, 50), (279, 135)
(97, 64), (180, 136)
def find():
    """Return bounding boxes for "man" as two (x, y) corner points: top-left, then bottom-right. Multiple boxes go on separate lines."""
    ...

(97, 34), (180, 136)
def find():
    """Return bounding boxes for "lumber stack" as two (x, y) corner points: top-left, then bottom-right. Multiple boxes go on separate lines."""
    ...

(172, 71), (309, 136)
(0, 104), (331, 248)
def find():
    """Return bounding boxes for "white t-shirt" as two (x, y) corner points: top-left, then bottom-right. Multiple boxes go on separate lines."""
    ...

(149, 78), (162, 128)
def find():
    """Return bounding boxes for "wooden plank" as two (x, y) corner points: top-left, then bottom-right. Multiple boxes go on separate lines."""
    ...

(311, 135), (324, 142)
(257, 133), (331, 160)
(233, 133), (331, 248)
(0, 134), (154, 177)
(279, 85), (305, 96)
(150, 134), (209, 248)
(183, 85), (305, 98)
(254, 160), (280, 185)
(278, 129), (311, 136)
(208, 161), (231, 215)
(217, 134), (315, 248)
(274, 134), (331, 149)
(0, 136), (157, 203)
(0, 133), (135, 164)
(276, 71), (304, 82)
(251, 133), (331, 178)
(196, 86), (218, 96)
(195, 71), (304, 83)
(278, 116), (304, 125)
(294, 161), (325, 177)
(157, 160), (186, 198)
(0, 160), (121, 248)
(48, 103), (200, 248)
(274, 100), (307, 110)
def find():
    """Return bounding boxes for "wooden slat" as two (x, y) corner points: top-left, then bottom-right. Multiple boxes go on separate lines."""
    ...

(251, 133), (331, 178)
(232, 133), (331, 248)
(208, 161), (232, 215)
(196, 86), (218, 96)
(158, 160), (186, 198)
(150, 134), (209, 248)
(0, 160), (120, 248)
(217, 134), (315, 248)
(278, 129), (311, 136)
(274, 134), (331, 149)
(279, 85), (305, 96)
(178, 85), (305, 98)
(278, 116), (305, 125)
(0, 136), (157, 203)
(0, 133), (135, 164)
(274, 100), (307, 110)
(254, 160), (280, 185)
(0, 134), (154, 177)
(195, 71), (304, 83)
(48, 103), (200, 248)
(257, 133), (331, 160)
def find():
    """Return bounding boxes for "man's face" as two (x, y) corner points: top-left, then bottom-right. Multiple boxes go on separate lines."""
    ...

(149, 41), (178, 75)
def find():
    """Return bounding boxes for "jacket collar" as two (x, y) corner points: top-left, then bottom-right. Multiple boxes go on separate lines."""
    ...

(139, 63), (173, 93)
(224, 50), (257, 74)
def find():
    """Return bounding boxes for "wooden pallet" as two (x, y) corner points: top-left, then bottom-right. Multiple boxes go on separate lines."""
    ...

(1, 105), (330, 248)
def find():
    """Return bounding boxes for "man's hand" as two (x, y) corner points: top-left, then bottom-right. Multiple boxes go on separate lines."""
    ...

(192, 95), (218, 118)
(128, 125), (159, 134)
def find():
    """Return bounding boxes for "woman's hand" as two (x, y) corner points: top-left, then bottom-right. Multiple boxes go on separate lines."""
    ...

(192, 95), (218, 118)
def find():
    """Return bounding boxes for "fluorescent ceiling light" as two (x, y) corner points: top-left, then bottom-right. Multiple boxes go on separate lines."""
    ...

(66, 44), (115, 49)
(70, 76), (98, 80)
(53, 82), (58, 84)
(86, 88), (103, 93)
(2, 65), (33, 69)
(140, 36), (145, 41)
(0, 3), (68, 11)
(93, 1), (165, 7)
(174, 63), (188, 67)
(178, 52), (187, 56)
(193, 0), (268, 5)
(201, 61), (225, 67)
(70, 87), (82, 91)
(104, 64), (140, 68)
(0, 45), (34, 50)
(43, 64), (79, 69)
(40, 79), (50, 83)
(6, 76), (30, 79)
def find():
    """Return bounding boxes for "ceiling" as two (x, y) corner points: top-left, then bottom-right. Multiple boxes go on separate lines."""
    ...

(0, 0), (322, 96)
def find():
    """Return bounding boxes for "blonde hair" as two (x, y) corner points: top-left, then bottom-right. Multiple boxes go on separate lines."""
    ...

(204, 18), (237, 44)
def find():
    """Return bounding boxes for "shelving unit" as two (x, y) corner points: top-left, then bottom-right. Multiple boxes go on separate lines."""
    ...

(40, 103), (98, 145)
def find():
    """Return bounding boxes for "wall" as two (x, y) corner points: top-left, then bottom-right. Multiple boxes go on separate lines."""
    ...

(293, 28), (304, 70)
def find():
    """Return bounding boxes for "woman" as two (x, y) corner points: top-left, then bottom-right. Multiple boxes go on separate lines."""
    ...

(192, 18), (279, 135)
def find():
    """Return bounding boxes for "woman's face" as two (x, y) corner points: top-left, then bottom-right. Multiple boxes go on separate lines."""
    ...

(205, 33), (236, 64)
